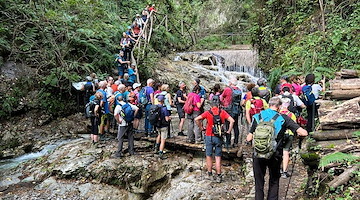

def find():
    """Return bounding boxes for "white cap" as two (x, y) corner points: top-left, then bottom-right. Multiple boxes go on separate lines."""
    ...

(133, 83), (141, 89)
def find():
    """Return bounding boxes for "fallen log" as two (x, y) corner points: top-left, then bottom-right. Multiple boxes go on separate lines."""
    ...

(335, 69), (359, 79)
(320, 97), (360, 130)
(312, 129), (358, 141)
(327, 165), (359, 189)
(327, 89), (360, 100)
(329, 79), (360, 90)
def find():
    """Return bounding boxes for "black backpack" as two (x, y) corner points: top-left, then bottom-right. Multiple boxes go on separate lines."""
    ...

(149, 104), (169, 127)
(209, 109), (225, 137)
(85, 100), (96, 118)
(282, 94), (297, 114)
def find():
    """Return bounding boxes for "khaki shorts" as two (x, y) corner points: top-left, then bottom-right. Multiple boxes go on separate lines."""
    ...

(100, 113), (110, 127)
(157, 127), (168, 139)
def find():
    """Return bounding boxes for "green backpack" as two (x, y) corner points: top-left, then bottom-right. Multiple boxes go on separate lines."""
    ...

(253, 113), (280, 159)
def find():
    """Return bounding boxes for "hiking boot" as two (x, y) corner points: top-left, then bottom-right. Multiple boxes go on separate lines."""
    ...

(195, 141), (204, 144)
(205, 172), (213, 180)
(113, 153), (124, 158)
(281, 171), (291, 178)
(232, 143), (239, 148)
(178, 131), (186, 136)
(159, 152), (167, 160)
(215, 174), (222, 183)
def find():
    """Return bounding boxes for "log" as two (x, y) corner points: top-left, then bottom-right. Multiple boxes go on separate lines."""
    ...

(329, 79), (360, 90)
(327, 165), (359, 189)
(340, 69), (359, 78)
(319, 97), (360, 130)
(328, 89), (360, 100)
(312, 129), (358, 141)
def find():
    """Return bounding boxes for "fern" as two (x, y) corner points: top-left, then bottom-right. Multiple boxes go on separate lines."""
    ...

(319, 152), (359, 168)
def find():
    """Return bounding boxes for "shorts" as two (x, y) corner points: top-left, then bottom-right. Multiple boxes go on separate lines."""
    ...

(90, 117), (100, 135)
(100, 113), (110, 127)
(118, 66), (125, 76)
(157, 127), (168, 139)
(205, 136), (222, 157)
(176, 104), (185, 119)
(135, 106), (143, 119)
(283, 135), (294, 151)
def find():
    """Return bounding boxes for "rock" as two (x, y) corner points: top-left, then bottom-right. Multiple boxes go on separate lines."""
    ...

(198, 55), (215, 65)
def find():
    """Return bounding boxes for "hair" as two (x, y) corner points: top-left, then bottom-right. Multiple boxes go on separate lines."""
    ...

(257, 78), (267, 86)
(161, 84), (169, 91)
(247, 83), (256, 91)
(107, 76), (114, 82)
(98, 81), (107, 89)
(90, 73), (97, 79)
(193, 85), (201, 93)
(178, 81), (185, 87)
(281, 86), (290, 93)
(123, 73), (129, 80)
(117, 84), (126, 91)
(117, 94), (123, 102)
(305, 74), (315, 85)
(251, 87), (259, 97)
(195, 78), (200, 85)
(269, 97), (282, 108)
(289, 75), (298, 84)
(95, 91), (103, 100)
(213, 84), (221, 93)
(155, 82), (162, 90)
(229, 76), (238, 86)
(280, 76), (288, 82)
(147, 78), (154, 85)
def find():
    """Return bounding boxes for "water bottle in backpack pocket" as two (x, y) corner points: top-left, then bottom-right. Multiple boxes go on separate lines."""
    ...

(121, 103), (135, 123)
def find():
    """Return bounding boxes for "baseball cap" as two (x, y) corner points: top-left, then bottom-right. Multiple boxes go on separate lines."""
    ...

(133, 83), (141, 89)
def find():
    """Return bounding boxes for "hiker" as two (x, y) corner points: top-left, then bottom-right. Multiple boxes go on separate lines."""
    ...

(135, 14), (145, 28)
(245, 87), (269, 125)
(274, 76), (293, 95)
(279, 97), (297, 178)
(289, 75), (302, 96)
(90, 73), (99, 88)
(278, 86), (306, 115)
(193, 78), (206, 112)
(246, 97), (308, 200)
(257, 78), (271, 102)
(115, 84), (129, 104)
(106, 76), (114, 97)
(143, 79), (155, 136)
(90, 91), (103, 147)
(157, 84), (173, 138)
(128, 64), (137, 85)
(302, 74), (319, 133)
(111, 80), (121, 94)
(241, 83), (256, 106)
(185, 85), (202, 144)
(120, 32), (131, 61)
(175, 81), (187, 136)
(142, 9), (149, 23)
(131, 21), (142, 39)
(194, 101), (235, 183)
(82, 76), (95, 105)
(97, 81), (111, 138)
(120, 73), (130, 87)
(149, 4), (157, 13)
(132, 83), (142, 130)
(208, 84), (222, 104)
(117, 51), (130, 79)
(114, 95), (139, 157)
(153, 95), (171, 159)
(154, 82), (162, 96)
(220, 76), (242, 148)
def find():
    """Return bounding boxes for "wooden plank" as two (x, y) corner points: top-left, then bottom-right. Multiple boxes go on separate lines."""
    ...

(329, 79), (360, 90)
(328, 89), (360, 100)
(312, 129), (358, 141)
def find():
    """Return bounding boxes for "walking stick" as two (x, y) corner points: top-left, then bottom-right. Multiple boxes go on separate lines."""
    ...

(284, 137), (302, 199)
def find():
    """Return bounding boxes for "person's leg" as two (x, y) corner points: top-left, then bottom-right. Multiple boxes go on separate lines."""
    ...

(233, 115), (240, 145)
(194, 112), (201, 142)
(179, 118), (185, 133)
(104, 114), (110, 134)
(282, 150), (290, 172)
(116, 126), (126, 156)
(206, 156), (213, 172)
(145, 104), (150, 134)
(127, 126), (135, 155)
(306, 104), (315, 133)
(215, 156), (222, 174)
(253, 157), (267, 200)
(187, 114), (195, 143)
(214, 136), (223, 175)
(93, 117), (100, 143)
(205, 136), (213, 173)
(99, 115), (105, 136)
(155, 128), (161, 151)
(267, 155), (282, 200)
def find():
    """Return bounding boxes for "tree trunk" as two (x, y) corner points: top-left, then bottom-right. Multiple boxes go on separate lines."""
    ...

(327, 165), (359, 189)
(335, 69), (359, 79)
(319, 97), (360, 129)
(330, 79), (360, 90)
(327, 89), (360, 100)
(312, 129), (358, 141)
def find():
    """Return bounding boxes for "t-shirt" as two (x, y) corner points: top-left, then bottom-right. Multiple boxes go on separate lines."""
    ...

(249, 109), (300, 149)
(128, 68), (136, 83)
(106, 86), (113, 97)
(118, 56), (127, 68)
(199, 85), (206, 99)
(278, 92), (304, 107)
(132, 24), (141, 35)
(292, 83), (302, 96)
(188, 92), (201, 111)
(111, 84), (118, 93)
(158, 105), (170, 128)
(280, 109), (297, 136)
(145, 86), (154, 102)
(97, 89), (109, 114)
(312, 84), (322, 99)
(221, 86), (240, 108)
(114, 102), (138, 126)
(176, 89), (186, 106)
(245, 96), (269, 111)
(200, 107), (230, 137)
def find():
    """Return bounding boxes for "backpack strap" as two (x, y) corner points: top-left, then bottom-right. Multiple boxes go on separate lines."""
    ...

(270, 113), (280, 122)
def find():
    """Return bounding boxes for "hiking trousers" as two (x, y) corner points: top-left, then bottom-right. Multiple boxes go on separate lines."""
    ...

(117, 125), (134, 155)
(187, 111), (201, 142)
(253, 154), (282, 200)
(144, 104), (153, 133)
(225, 114), (240, 146)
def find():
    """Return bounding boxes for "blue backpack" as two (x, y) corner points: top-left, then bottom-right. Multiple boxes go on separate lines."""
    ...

(302, 85), (316, 106)
(139, 87), (149, 105)
(121, 103), (135, 123)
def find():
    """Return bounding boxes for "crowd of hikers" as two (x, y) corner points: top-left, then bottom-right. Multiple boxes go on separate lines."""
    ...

(80, 7), (323, 197)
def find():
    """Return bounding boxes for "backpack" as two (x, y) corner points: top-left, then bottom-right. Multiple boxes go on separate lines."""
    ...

(209, 109), (224, 137)
(281, 94), (297, 113)
(280, 83), (294, 94)
(114, 54), (120, 68)
(149, 104), (167, 127)
(139, 87), (149, 105)
(121, 103), (135, 123)
(84, 82), (93, 102)
(85, 100), (96, 118)
(302, 85), (316, 106)
(211, 94), (221, 105)
(249, 98), (264, 117)
(183, 93), (195, 114)
(229, 87), (243, 116)
(253, 113), (280, 159)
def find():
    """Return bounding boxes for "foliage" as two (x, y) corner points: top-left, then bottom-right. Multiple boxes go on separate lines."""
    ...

(250, 0), (360, 88)
(319, 152), (359, 168)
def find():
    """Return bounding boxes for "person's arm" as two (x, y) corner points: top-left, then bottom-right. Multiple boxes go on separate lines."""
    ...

(245, 101), (252, 124)
(167, 93), (173, 106)
(226, 116), (235, 134)
(114, 107), (122, 124)
(150, 93), (154, 105)
(296, 127), (308, 137)
(196, 101), (202, 109)
(246, 119), (258, 142)
(92, 84), (95, 92)
(194, 115), (205, 131)
(118, 58), (130, 64)
(283, 114), (308, 137)
(94, 105), (100, 117)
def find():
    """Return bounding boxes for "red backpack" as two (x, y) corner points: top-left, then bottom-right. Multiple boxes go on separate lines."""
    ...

(183, 93), (195, 114)
(249, 99), (264, 117)
(280, 83), (294, 94)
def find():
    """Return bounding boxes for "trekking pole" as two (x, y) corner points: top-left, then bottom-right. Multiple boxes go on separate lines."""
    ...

(284, 138), (302, 200)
